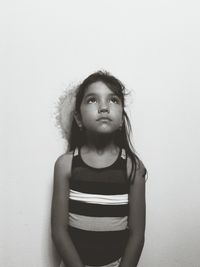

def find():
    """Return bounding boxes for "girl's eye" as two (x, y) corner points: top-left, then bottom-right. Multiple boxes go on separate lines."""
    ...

(87, 97), (97, 103)
(110, 97), (120, 104)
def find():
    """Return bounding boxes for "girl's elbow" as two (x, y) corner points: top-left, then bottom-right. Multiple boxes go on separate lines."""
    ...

(51, 226), (60, 244)
(51, 223), (67, 243)
(131, 233), (145, 252)
(136, 233), (145, 250)
(129, 230), (145, 245)
(140, 234), (145, 247)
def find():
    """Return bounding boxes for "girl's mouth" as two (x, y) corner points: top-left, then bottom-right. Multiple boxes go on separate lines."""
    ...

(96, 117), (112, 121)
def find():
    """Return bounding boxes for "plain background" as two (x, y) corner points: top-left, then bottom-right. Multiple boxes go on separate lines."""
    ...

(1, 1), (200, 266)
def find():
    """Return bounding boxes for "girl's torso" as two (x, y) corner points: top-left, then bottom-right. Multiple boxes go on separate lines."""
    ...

(67, 146), (130, 267)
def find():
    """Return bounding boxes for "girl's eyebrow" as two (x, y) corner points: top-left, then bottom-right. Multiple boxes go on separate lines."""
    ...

(84, 93), (119, 98)
(84, 93), (97, 98)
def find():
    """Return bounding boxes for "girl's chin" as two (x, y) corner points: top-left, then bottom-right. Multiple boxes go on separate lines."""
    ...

(85, 125), (118, 135)
(91, 128), (117, 135)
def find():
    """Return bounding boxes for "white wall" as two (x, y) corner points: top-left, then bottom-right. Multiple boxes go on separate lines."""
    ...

(1, 1), (200, 266)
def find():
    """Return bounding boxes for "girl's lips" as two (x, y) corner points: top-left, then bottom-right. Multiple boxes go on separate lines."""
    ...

(96, 117), (112, 121)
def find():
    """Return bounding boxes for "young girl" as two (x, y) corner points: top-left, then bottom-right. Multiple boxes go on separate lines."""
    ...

(51, 71), (147, 267)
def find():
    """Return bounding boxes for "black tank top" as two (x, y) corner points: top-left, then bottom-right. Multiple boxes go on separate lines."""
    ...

(68, 147), (130, 266)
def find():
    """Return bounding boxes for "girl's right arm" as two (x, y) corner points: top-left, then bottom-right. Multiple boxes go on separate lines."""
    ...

(51, 153), (84, 267)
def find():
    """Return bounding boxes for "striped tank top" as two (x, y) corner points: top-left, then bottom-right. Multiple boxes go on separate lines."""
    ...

(68, 147), (130, 266)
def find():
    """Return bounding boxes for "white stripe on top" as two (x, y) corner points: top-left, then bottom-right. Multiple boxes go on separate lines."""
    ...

(60, 258), (121, 267)
(68, 212), (128, 231)
(69, 189), (128, 205)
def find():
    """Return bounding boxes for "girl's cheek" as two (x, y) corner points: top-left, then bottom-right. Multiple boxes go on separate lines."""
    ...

(81, 107), (97, 119)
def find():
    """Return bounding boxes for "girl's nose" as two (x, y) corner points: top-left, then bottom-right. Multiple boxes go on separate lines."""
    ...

(98, 101), (109, 113)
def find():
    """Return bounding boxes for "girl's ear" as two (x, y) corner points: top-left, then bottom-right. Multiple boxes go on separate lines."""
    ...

(74, 111), (82, 128)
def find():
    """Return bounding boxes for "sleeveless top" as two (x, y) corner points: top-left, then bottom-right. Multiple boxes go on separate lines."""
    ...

(68, 147), (130, 266)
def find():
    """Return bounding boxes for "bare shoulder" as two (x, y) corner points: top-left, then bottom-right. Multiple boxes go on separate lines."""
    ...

(127, 155), (147, 181)
(52, 152), (74, 227)
(55, 151), (73, 166)
(54, 151), (74, 181)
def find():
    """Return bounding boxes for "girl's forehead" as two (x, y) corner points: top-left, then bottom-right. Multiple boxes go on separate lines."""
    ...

(84, 81), (114, 96)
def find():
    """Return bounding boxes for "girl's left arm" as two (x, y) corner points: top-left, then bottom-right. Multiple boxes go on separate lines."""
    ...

(119, 159), (146, 267)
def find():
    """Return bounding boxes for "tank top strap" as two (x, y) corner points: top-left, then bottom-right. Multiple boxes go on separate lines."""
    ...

(120, 148), (126, 160)
(73, 147), (79, 157)
(71, 147), (80, 170)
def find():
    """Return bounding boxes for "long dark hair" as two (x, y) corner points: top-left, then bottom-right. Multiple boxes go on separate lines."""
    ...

(68, 70), (145, 184)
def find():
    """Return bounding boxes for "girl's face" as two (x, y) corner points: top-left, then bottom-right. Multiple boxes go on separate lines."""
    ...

(77, 81), (123, 135)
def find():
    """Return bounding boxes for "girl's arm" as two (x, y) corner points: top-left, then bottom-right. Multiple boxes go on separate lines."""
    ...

(119, 158), (146, 267)
(51, 153), (84, 267)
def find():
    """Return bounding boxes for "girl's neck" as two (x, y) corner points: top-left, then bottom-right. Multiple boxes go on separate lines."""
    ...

(83, 132), (117, 154)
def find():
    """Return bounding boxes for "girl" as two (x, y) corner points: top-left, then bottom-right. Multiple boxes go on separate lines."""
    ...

(51, 71), (147, 267)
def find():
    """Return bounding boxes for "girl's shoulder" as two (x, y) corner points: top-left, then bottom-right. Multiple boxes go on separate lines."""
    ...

(126, 153), (147, 180)
(54, 151), (74, 180)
